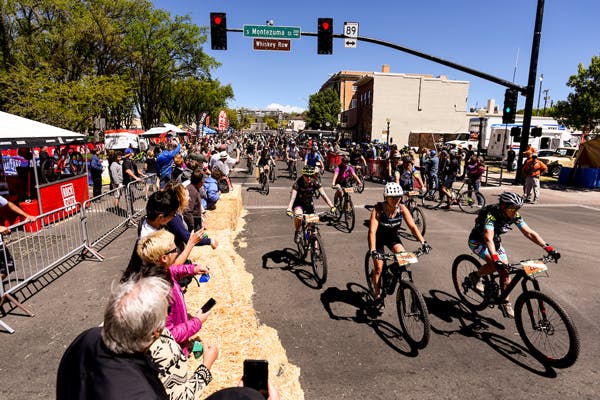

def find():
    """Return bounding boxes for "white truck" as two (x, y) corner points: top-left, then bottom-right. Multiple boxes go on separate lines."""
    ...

(469, 116), (571, 159)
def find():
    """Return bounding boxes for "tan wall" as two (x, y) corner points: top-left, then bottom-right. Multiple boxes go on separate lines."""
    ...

(370, 73), (469, 145)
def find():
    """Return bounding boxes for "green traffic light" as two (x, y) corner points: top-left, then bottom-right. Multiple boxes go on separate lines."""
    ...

(505, 107), (511, 112)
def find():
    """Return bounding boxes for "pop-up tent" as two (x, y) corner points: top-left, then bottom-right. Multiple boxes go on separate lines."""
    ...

(574, 137), (600, 168)
(142, 123), (185, 136)
(0, 111), (86, 148)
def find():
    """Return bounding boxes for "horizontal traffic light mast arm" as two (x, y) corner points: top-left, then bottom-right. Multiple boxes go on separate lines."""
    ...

(225, 28), (525, 92)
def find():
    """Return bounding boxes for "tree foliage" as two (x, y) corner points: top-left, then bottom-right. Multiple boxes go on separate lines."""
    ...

(0, 0), (232, 131)
(551, 55), (600, 138)
(306, 88), (340, 130)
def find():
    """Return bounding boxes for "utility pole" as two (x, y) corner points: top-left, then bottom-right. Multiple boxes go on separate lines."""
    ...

(516, 0), (545, 183)
(542, 89), (550, 116)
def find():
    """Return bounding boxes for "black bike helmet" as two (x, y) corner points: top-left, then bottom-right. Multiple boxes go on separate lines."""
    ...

(301, 165), (317, 176)
(498, 192), (524, 207)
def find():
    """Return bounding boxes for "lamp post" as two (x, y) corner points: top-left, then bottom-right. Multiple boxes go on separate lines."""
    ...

(386, 117), (391, 150)
(542, 89), (549, 116)
(537, 73), (543, 112)
(476, 108), (486, 157)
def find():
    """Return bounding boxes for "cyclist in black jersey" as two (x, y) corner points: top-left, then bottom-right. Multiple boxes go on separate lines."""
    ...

(368, 182), (428, 309)
(286, 165), (336, 244)
(467, 191), (560, 318)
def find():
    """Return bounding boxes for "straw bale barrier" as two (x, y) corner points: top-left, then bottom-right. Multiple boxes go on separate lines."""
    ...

(184, 185), (304, 399)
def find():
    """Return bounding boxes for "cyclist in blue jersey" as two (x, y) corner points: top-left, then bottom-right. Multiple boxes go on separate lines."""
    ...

(304, 144), (324, 173)
(467, 192), (560, 318)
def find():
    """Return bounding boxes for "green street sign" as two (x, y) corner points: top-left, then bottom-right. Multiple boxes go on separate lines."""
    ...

(243, 25), (301, 39)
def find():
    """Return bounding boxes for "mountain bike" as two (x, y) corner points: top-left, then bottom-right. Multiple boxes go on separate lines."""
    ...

(268, 159), (277, 183)
(258, 167), (269, 195)
(452, 253), (579, 368)
(40, 147), (85, 183)
(365, 246), (432, 348)
(246, 153), (255, 174)
(422, 178), (485, 214)
(288, 211), (328, 287)
(332, 185), (355, 232)
(403, 190), (426, 236)
(288, 158), (298, 180)
(353, 165), (365, 193)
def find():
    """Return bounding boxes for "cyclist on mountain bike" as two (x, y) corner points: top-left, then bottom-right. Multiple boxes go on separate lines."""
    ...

(331, 156), (361, 204)
(286, 165), (336, 244)
(368, 182), (429, 312)
(304, 145), (324, 174)
(256, 147), (273, 180)
(286, 141), (301, 171)
(467, 191), (560, 318)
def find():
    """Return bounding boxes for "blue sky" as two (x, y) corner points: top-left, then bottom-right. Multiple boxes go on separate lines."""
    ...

(152, 0), (599, 114)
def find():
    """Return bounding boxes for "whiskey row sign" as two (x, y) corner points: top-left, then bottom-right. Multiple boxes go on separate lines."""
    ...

(253, 38), (290, 51)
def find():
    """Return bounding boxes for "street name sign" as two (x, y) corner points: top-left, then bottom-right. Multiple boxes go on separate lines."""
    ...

(243, 25), (301, 39)
(344, 22), (359, 48)
(253, 38), (291, 51)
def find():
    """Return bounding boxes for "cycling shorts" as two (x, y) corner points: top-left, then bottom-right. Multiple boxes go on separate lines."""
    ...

(468, 240), (508, 263)
(292, 202), (315, 215)
(376, 229), (403, 252)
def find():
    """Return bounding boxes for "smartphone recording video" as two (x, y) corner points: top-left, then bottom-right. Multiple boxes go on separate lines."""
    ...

(243, 359), (268, 398)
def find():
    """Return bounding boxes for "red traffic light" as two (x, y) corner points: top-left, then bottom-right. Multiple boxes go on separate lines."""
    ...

(322, 21), (330, 31)
(213, 15), (222, 25)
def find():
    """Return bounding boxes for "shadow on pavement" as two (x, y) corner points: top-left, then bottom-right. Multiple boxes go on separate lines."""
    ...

(425, 289), (557, 377)
(261, 248), (321, 290)
(320, 282), (419, 357)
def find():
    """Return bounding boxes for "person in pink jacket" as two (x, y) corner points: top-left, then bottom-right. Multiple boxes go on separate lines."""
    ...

(136, 229), (212, 356)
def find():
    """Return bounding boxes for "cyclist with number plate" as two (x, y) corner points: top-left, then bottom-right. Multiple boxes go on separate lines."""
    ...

(256, 147), (273, 180)
(368, 182), (429, 312)
(286, 141), (301, 171)
(467, 191), (560, 318)
(331, 156), (361, 204)
(286, 165), (336, 244)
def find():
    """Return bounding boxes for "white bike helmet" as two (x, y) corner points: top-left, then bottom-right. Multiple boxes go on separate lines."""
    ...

(384, 182), (403, 197)
(498, 192), (524, 207)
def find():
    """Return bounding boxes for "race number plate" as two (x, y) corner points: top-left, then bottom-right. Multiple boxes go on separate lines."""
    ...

(521, 260), (548, 276)
(344, 187), (354, 193)
(304, 214), (320, 223)
(395, 252), (418, 265)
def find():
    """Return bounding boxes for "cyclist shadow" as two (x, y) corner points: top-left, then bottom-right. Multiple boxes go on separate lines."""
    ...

(323, 214), (351, 234)
(424, 289), (557, 377)
(246, 186), (268, 196)
(320, 283), (419, 357)
(261, 248), (321, 290)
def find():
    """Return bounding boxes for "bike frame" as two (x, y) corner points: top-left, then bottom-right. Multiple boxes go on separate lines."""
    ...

(488, 266), (543, 305)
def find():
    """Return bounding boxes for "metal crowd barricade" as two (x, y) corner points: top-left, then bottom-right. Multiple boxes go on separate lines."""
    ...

(82, 186), (133, 248)
(127, 174), (156, 220)
(0, 203), (102, 334)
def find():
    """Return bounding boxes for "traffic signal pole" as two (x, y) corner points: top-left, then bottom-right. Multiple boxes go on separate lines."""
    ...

(515, 0), (545, 183)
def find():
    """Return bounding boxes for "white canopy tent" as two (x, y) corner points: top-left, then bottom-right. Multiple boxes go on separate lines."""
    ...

(0, 111), (86, 149)
(142, 123), (186, 136)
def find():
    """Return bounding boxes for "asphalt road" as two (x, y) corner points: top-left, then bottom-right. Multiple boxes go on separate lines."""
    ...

(234, 160), (600, 400)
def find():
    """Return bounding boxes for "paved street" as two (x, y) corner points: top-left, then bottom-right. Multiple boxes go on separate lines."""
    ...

(0, 159), (599, 399)
(234, 161), (600, 399)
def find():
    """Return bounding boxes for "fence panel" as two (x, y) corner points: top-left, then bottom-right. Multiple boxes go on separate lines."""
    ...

(82, 186), (131, 248)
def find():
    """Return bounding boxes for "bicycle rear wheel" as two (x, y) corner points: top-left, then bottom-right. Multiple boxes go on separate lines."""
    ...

(345, 198), (355, 232)
(457, 191), (486, 214)
(40, 158), (59, 183)
(410, 206), (426, 236)
(515, 290), (580, 368)
(261, 173), (269, 195)
(451, 254), (488, 311)
(396, 280), (431, 349)
(421, 190), (443, 209)
(310, 234), (328, 287)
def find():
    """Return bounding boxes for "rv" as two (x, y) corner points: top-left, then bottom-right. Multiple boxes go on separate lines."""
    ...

(469, 116), (571, 159)
(104, 130), (149, 152)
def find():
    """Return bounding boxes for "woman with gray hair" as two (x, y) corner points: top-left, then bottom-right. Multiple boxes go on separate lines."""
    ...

(57, 276), (171, 399)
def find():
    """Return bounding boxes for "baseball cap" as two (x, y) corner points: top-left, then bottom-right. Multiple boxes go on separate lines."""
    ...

(124, 148), (134, 155)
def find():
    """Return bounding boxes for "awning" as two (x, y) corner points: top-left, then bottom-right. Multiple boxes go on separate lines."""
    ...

(142, 123), (186, 136)
(0, 111), (86, 149)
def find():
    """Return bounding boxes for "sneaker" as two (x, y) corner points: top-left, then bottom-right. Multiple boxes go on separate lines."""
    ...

(468, 271), (484, 293)
(368, 297), (385, 317)
(500, 301), (515, 319)
(294, 231), (302, 244)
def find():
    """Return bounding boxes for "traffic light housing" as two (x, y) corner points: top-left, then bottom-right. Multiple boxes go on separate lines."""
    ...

(531, 126), (543, 137)
(510, 127), (521, 140)
(317, 18), (333, 55)
(210, 12), (227, 50)
(502, 88), (518, 124)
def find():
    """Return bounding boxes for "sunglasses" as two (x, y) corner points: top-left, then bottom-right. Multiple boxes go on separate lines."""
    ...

(164, 247), (178, 256)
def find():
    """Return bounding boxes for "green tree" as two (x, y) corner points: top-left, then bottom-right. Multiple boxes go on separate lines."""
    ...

(263, 116), (278, 130)
(551, 55), (600, 139)
(306, 88), (340, 129)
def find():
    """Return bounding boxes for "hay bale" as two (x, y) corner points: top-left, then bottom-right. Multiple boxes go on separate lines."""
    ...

(184, 186), (304, 400)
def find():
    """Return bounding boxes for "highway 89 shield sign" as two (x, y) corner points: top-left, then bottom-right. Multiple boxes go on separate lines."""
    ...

(344, 22), (358, 48)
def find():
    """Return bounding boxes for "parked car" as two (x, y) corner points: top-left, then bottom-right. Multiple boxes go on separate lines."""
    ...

(537, 147), (578, 178)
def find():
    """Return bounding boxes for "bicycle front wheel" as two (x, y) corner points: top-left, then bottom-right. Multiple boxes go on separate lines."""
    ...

(364, 251), (376, 296)
(515, 290), (580, 368)
(310, 234), (328, 287)
(451, 254), (488, 311)
(355, 169), (365, 193)
(396, 280), (431, 349)
(333, 195), (343, 221)
(458, 191), (486, 214)
(344, 198), (355, 232)
(410, 206), (426, 236)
